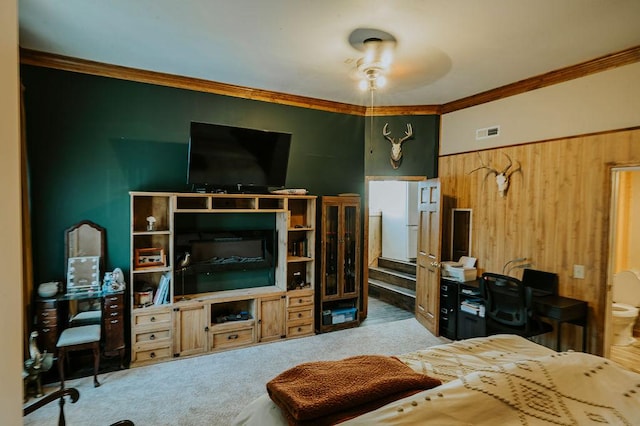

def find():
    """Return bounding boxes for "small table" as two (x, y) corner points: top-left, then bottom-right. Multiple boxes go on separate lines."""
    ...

(532, 294), (588, 352)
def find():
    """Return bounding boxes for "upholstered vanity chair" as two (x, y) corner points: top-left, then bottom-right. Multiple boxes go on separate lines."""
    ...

(56, 324), (101, 388)
(56, 220), (106, 389)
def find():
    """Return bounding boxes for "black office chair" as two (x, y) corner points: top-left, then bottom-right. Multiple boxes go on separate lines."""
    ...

(480, 272), (553, 338)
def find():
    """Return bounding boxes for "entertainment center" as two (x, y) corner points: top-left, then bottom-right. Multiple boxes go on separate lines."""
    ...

(129, 191), (316, 366)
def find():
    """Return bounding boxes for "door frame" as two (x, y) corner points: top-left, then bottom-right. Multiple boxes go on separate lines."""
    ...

(604, 163), (640, 357)
(362, 175), (427, 320)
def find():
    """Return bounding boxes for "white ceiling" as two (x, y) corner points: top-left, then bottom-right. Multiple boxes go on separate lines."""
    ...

(18, 0), (640, 107)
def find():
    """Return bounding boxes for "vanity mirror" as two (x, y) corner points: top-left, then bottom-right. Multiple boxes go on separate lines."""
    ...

(64, 220), (105, 320)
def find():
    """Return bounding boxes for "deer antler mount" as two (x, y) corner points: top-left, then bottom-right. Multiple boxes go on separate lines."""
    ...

(468, 152), (521, 197)
(382, 123), (413, 169)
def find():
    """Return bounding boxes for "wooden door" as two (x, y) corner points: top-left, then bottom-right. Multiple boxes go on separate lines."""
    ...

(259, 295), (286, 342)
(173, 303), (207, 357)
(415, 179), (442, 335)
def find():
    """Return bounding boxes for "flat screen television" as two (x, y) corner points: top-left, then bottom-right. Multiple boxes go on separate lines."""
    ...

(187, 121), (292, 193)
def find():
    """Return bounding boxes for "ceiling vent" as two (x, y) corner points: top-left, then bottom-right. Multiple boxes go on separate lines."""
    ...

(476, 125), (500, 140)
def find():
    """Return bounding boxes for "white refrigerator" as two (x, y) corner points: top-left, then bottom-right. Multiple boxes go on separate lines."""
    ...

(378, 181), (419, 262)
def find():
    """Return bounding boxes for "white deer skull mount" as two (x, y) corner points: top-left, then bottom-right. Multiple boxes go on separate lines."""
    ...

(468, 152), (521, 197)
(382, 123), (413, 169)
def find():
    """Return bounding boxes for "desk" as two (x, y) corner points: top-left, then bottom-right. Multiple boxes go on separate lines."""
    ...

(35, 291), (125, 364)
(532, 294), (588, 352)
(447, 278), (588, 350)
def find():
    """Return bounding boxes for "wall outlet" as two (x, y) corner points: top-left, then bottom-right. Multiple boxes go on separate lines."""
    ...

(573, 264), (585, 279)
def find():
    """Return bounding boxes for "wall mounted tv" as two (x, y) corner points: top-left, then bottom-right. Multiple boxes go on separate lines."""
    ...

(187, 121), (292, 193)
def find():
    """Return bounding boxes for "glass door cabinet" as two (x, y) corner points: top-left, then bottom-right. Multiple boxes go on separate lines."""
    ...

(318, 195), (360, 332)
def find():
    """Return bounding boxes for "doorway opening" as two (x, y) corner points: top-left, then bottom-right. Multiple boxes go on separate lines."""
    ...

(606, 166), (640, 373)
(362, 176), (425, 324)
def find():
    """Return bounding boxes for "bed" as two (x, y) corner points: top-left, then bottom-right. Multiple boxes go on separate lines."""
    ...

(233, 334), (640, 425)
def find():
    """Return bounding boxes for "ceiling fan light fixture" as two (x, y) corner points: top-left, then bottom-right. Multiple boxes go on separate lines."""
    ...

(355, 37), (395, 91)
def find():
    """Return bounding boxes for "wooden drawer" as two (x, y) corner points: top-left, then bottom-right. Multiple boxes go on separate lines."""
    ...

(104, 318), (125, 352)
(134, 329), (171, 345)
(210, 327), (255, 350)
(38, 311), (58, 327)
(37, 309), (58, 326)
(287, 322), (314, 338)
(104, 308), (124, 322)
(287, 307), (314, 322)
(287, 292), (313, 308)
(104, 293), (124, 311)
(133, 309), (172, 329)
(37, 300), (57, 310)
(133, 344), (172, 363)
(37, 325), (58, 353)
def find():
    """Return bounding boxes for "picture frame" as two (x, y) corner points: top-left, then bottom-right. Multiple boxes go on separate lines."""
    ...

(134, 247), (166, 268)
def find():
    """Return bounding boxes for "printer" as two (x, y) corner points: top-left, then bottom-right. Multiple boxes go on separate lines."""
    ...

(441, 256), (477, 282)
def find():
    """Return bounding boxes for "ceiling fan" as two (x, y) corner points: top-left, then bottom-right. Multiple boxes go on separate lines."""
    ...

(347, 27), (451, 99)
(349, 28), (397, 91)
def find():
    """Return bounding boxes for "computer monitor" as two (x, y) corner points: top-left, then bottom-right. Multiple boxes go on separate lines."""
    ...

(522, 269), (558, 297)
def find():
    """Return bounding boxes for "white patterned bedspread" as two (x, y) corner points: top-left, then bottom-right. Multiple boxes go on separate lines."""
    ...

(233, 335), (640, 425)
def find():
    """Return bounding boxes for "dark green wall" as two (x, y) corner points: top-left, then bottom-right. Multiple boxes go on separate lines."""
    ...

(21, 65), (438, 285)
(365, 114), (439, 177)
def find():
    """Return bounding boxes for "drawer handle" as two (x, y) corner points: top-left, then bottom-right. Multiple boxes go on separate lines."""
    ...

(150, 316), (156, 322)
(297, 327), (302, 332)
(228, 334), (239, 340)
(297, 313), (302, 318)
(110, 304), (119, 309)
(42, 320), (51, 325)
(42, 328), (50, 333)
(298, 299), (303, 303)
(110, 312), (118, 317)
(150, 334), (156, 340)
(150, 352), (156, 359)
(108, 297), (118, 301)
(110, 319), (119, 324)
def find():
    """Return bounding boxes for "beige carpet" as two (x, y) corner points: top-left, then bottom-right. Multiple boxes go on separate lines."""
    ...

(23, 318), (446, 426)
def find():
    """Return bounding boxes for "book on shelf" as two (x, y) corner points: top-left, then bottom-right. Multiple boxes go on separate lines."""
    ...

(154, 273), (170, 305)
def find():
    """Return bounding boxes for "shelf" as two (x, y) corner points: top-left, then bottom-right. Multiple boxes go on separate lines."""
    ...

(287, 256), (313, 263)
(130, 191), (316, 366)
(132, 266), (171, 274)
(131, 303), (172, 313)
(133, 230), (171, 236)
(209, 319), (255, 332)
(320, 320), (359, 333)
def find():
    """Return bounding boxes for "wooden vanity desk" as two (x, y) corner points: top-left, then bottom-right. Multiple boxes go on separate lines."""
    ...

(35, 290), (126, 366)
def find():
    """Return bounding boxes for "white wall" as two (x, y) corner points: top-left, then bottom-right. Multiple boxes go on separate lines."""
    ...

(441, 62), (640, 155)
(0, 0), (24, 423)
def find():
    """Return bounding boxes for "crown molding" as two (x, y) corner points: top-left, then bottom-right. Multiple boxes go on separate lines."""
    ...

(441, 45), (640, 114)
(20, 45), (640, 117)
(19, 48), (366, 116)
(365, 105), (442, 116)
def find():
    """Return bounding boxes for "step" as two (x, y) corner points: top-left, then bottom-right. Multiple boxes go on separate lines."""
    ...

(368, 278), (415, 313)
(378, 257), (416, 276)
(368, 266), (416, 292)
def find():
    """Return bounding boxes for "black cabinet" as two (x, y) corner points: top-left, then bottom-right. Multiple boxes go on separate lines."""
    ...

(439, 279), (458, 339)
(439, 277), (486, 340)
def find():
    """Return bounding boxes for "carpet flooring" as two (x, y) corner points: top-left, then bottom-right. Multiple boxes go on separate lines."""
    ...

(23, 317), (445, 426)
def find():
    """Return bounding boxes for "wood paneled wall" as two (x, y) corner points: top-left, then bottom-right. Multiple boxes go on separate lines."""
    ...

(439, 128), (640, 354)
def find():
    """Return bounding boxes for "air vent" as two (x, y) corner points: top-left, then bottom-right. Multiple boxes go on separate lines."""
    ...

(476, 125), (500, 140)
